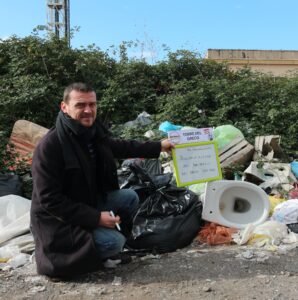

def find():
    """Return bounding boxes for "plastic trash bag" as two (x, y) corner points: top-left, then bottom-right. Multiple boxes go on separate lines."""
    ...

(248, 220), (298, 247)
(0, 174), (22, 197)
(124, 111), (152, 127)
(189, 182), (206, 197)
(126, 163), (202, 253)
(213, 125), (244, 150)
(291, 161), (298, 179)
(158, 121), (182, 134)
(233, 221), (298, 248)
(271, 199), (298, 225)
(0, 195), (31, 245)
(119, 158), (170, 203)
(268, 195), (286, 216)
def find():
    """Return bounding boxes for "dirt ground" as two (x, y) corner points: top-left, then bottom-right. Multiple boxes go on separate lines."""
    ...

(1, 242), (298, 300)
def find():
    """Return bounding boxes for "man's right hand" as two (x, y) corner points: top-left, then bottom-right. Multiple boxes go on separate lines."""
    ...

(98, 211), (121, 228)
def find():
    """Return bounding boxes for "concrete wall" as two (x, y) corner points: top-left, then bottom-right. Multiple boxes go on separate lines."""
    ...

(206, 49), (298, 76)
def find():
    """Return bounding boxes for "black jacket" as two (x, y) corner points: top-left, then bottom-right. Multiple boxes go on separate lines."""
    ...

(30, 126), (161, 277)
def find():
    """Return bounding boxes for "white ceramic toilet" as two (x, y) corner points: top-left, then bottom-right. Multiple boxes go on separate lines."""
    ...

(202, 180), (270, 229)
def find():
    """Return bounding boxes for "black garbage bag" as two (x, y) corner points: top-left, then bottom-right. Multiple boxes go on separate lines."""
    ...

(119, 158), (171, 203)
(118, 158), (163, 188)
(0, 174), (23, 197)
(126, 162), (203, 253)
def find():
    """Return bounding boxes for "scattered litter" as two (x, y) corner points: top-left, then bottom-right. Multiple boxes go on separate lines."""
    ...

(235, 250), (269, 262)
(271, 199), (298, 224)
(7, 253), (31, 269)
(196, 222), (237, 245)
(124, 111), (152, 127)
(103, 258), (121, 269)
(202, 286), (212, 292)
(289, 182), (298, 199)
(241, 250), (254, 259)
(233, 220), (298, 251)
(144, 130), (155, 138)
(0, 245), (20, 261)
(233, 224), (256, 246)
(243, 162), (296, 194)
(27, 286), (46, 294)
(140, 254), (161, 261)
(112, 276), (122, 286)
(268, 196), (286, 216)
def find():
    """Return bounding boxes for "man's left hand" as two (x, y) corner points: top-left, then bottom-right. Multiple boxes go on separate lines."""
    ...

(161, 139), (175, 153)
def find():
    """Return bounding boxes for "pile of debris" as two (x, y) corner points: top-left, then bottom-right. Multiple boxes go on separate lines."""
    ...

(1, 115), (298, 271)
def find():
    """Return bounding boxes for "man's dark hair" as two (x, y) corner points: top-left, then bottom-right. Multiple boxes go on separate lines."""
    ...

(63, 82), (95, 103)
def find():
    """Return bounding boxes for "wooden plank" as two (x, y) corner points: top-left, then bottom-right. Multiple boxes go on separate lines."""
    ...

(219, 139), (249, 162)
(218, 136), (244, 155)
(221, 144), (254, 167)
(253, 135), (282, 161)
(254, 136), (264, 151)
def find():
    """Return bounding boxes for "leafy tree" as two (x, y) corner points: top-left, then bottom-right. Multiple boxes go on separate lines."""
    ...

(100, 60), (158, 124)
(0, 32), (297, 162)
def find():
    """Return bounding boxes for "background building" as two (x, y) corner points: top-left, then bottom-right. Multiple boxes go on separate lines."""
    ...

(207, 49), (298, 76)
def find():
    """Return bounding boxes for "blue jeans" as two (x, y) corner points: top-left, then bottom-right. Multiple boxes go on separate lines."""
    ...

(92, 189), (139, 260)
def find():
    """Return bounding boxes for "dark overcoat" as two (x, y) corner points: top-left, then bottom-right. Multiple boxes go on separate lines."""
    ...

(30, 127), (161, 277)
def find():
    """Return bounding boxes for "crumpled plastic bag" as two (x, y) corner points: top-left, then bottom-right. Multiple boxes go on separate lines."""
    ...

(213, 125), (244, 150)
(0, 245), (31, 270)
(271, 199), (298, 224)
(233, 220), (298, 249)
(124, 111), (152, 127)
(0, 245), (20, 262)
(291, 161), (298, 179)
(0, 194), (31, 245)
(158, 121), (182, 134)
(269, 195), (286, 216)
(188, 182), (206, 198)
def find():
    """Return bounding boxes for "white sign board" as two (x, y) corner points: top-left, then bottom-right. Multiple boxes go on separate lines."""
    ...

(172, 141), (222, 187)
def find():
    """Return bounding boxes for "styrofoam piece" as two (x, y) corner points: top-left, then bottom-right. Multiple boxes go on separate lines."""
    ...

(202, 180), (270, 229)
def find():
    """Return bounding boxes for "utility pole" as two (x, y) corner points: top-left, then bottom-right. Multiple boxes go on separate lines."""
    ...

(46, 0), (70, 46)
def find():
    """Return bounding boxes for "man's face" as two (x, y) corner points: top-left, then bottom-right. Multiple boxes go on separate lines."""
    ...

(61, 90), (97, 127)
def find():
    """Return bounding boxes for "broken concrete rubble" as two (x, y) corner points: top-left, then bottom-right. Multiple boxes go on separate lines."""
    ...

(243, 162), (297, 194)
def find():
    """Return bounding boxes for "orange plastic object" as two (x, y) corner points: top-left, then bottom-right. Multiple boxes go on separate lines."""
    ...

(196, 222), (237, 245)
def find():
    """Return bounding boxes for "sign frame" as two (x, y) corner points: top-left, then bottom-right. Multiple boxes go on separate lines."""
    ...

(172, 140), (222, 187)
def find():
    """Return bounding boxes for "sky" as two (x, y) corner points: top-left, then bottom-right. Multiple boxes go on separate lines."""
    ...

(1, 0), (298, 62)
